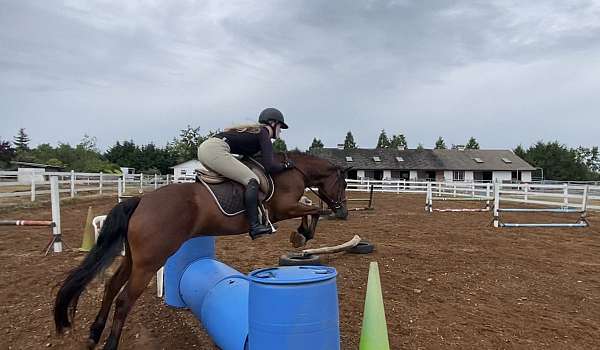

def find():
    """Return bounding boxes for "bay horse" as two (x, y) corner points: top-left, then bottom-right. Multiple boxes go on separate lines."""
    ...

(53, 152), (348, 350)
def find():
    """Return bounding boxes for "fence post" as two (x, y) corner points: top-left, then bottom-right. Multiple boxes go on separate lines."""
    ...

(167, 174), (170, 184)
(154, 174), (158, 189)
(50, 176), (62, 253)
(563, 183), (569, 207)
(122, 174), (126, 194)
(30, 175), (36, 202)
(493, 182), (500, 227)
(139, 173), (144, 192)
(118, 178), (123, 199)
(70, 170), (75, 198)
(524, 183), (529, 202)
(99, 172), (103, 195)
(471, 183), (475, 197)
(486, 183), (491, 199)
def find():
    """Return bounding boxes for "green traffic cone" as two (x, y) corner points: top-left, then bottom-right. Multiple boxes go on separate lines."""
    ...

(359, 262), (390, 350)
(79, 206), (95, 252)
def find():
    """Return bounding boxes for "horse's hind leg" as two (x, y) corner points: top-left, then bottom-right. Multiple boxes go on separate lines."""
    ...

(87, 255), (131, 349)
(102, 265), (156, 350)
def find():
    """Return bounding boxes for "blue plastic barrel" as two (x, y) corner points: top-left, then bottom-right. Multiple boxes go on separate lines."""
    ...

(180, 259), (245, 320)
(247, 266), (340, 350)
(164, 236), (215, 307)
(201, 275), (249, 350)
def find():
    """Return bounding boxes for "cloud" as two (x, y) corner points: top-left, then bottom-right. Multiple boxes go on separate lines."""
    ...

(1, 0), (599, 150)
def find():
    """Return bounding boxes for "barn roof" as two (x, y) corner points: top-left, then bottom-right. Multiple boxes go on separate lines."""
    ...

(309, 148), (536, 171)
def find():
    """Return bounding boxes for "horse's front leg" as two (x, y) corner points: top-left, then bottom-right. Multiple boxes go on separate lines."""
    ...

(282, 203), (322, 247)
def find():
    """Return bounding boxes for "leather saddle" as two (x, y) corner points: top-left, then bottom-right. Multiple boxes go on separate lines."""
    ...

(195, 157), (274, 216)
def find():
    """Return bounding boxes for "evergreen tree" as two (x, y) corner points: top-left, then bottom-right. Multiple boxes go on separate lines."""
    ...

(465, 137), (480, 149)
(309, 137), (324, 151)
(0, 140), (16, 168)
(343, 131), (357, 150)
(272, 139), (287, 153)
(376, 129), (391, 149)
(416, 143), (424, 150)
(13, 128), (30, 151)
(513, 144), (527, 159)
(390, 134), (407, 148)
(434, 137), (447, 149)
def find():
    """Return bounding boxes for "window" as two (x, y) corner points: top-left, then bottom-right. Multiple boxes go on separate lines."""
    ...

(180, 169), (186, 175)
(472, 157), (484, 163)
(373, 156), (381, 162)
(391, 170), (410, 179)
(345, 156), (353, 162)
(395, 156), (404, 162)
(502, 157), (512, 163)
(453, 170), (465, 181)
(364, 170), (375, 179)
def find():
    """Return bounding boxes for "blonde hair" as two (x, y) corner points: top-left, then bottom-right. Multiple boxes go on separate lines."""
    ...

(224, 123), (264, 134)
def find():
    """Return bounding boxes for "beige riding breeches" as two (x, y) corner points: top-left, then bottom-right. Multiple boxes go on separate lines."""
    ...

(197, 137), (259, 185)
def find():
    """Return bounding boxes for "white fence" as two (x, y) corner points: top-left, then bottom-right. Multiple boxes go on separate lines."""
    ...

(0, 170), (172, 202)
(3, 170), (599, 212)
(345, 179), (600, 211)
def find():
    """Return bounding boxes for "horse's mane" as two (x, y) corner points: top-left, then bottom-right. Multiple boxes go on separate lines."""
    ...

(276, 150), (340, 170)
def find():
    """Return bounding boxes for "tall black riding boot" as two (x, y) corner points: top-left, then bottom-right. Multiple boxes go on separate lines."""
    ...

(245, 179), (272, 240)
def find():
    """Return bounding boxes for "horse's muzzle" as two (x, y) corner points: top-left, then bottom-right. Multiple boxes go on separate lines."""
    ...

(335, 206), (348, 220)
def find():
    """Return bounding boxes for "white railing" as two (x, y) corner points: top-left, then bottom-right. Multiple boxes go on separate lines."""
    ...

(0, 170), (172, 202)
(345, 179), (600, 211)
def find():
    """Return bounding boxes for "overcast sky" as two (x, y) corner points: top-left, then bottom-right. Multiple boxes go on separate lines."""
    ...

(1, 0), (599, 151)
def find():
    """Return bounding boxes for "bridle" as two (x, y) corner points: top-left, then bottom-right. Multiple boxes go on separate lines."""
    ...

(284, 153), (346, 211)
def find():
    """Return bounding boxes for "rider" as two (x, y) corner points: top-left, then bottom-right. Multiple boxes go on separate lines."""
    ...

(197, 108), (294, 240)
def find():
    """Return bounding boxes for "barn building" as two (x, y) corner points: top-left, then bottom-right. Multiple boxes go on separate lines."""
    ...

(310, 147), (536, 182)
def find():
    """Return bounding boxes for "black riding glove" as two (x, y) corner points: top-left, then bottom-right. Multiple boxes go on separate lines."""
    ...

(283, 160), (295, 169)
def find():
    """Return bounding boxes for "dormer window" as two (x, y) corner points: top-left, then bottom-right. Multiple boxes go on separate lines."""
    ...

(345, 156), (353, 162)
(396, 156), (404, 162)
(472, 157), (484, 163)
(501, 157), (512, 163)
(373, 156), (381, 162)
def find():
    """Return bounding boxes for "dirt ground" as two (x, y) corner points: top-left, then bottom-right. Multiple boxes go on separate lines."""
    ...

(1, 192), (599, 349)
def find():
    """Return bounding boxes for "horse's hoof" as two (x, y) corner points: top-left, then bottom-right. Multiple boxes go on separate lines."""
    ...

(289, 231), (307, 248)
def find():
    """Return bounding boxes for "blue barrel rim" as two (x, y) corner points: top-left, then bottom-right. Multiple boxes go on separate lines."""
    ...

(248, 265), (337, 284)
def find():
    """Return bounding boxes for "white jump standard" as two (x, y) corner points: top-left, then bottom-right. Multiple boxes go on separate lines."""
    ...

(493, 184), (589, 228)
(0, 176), (63, 254)
(425, 182), (492, 213)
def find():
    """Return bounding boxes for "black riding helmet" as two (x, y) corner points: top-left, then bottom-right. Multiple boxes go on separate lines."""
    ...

(258, 108), (288, 129)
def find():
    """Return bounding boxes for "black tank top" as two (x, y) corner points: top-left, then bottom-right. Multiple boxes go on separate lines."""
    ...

(214, 127), (284, 174)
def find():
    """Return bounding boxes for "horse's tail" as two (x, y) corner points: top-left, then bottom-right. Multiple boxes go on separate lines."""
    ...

(53, 197), (141, 334)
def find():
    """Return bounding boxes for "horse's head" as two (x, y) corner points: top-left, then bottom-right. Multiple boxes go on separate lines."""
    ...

(289, 152), (349, 219)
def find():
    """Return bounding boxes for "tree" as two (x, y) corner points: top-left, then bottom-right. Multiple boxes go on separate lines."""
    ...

(390, 134), (407, 148)
(272, 139), (287, 153)
(575, 146), (600, 173)
(343, 131), (357, 150)
(517, 141), (595, 181)
(0, 140), (15, 168)
(514, 144), (527, 159)
(434, 137), (447, 149)
(168, 125), (214, 163)
(13, 128), (30, 151)
(465, 137), (480, 149)
(376, 129), (391, 149)
(416, 143), (424, 150)
(79, 134), (98, 152)
(309, 138), (324, 151)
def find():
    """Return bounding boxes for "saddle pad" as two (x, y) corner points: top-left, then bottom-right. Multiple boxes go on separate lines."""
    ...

(200, 180), (247, 216)
(198, 175), (274, 217)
